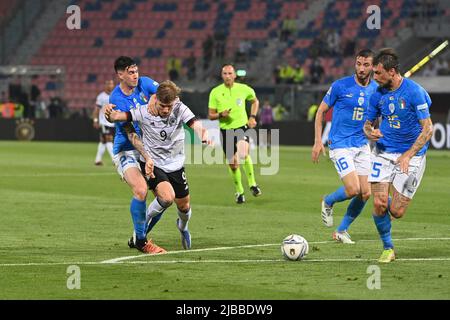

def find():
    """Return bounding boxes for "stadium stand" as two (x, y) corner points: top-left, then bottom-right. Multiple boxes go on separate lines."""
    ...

(13, 0), (426, 111)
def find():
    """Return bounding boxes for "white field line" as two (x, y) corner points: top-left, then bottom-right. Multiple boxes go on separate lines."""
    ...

(0, 237), (449, 267)
(101, 237), (450, 264)
(1, 258), (450, 267)
(0, 173), (116, 177)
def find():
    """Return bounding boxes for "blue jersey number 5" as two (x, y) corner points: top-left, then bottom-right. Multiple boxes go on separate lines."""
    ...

(336, 157), (349, 172)
(371, 162), (382, 178)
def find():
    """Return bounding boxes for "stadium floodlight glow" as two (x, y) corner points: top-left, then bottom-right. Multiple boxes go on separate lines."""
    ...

(404, 40), (449, 78)
(236, 69), (247, 77)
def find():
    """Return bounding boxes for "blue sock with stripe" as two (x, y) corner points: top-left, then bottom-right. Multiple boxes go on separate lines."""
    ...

(337, 196), (367, 232)
(324, 186), (348, 207)
(373, 213), (393, 249)
(130, 197), (147, 240)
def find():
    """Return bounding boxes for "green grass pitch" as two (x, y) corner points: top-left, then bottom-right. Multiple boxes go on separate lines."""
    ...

(0, 141), (449, 299)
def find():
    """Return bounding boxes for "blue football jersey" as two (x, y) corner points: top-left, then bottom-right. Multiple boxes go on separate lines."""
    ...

(323, 75), (378, 149)
(367, 78), (431, 156)
(109, 76), (159, 154)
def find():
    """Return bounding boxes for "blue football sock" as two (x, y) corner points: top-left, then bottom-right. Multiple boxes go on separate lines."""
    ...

(324, 186), (348, 207)
(130, 197), (147, 240)
(337, 196), (367, 232)
(373, 213), (393, 249)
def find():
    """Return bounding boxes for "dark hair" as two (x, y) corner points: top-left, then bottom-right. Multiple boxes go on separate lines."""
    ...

(114, 56), (136, 73)
(356, 49), (374, 59)
(373, 48), (400, 73)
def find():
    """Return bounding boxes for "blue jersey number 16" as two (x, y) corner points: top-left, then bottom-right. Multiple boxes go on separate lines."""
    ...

(336, 157), (349, 172)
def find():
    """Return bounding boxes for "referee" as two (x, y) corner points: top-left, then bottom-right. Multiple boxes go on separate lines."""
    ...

(208, 64), (262, 204)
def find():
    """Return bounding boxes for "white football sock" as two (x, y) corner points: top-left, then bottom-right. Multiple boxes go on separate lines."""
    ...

(177, 208), (191, 231)
(95, 143), (106, 163)
(106, 142), (114, 160)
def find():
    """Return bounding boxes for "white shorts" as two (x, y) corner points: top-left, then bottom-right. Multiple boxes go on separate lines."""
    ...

(368, 149), (426, 199)
(329, 144), (371, 179)
(113, 150), (141, 179)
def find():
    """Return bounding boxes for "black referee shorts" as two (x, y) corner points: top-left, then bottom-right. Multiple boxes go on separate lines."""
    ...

(220, 125), (250, 161)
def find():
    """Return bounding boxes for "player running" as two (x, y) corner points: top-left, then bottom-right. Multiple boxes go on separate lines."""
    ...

(312, 49), (378, 244)
(106, 80), (211, 251)
(364, 48), (433, 263)
(108, 56), (163, 254)
(93, 79), (115, 166)
(208, 64), (261, 204)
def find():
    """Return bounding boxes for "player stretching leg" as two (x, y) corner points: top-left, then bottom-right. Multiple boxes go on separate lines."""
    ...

(365, 48), (433, 262)
(312, 50), (378, 243)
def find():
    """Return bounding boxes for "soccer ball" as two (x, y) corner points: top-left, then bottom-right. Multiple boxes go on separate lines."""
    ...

(281, 234), (309, 261)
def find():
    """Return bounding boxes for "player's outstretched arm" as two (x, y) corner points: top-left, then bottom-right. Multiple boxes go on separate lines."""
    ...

(311, 101), (328, 163)
(122, 123), (155, 178)
(189, 120), (213, 146)
(395, 118), (433, 173)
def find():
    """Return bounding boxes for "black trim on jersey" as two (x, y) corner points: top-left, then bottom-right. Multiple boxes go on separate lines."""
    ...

(186, 117), (197, 127)
(125, 111), (132, 121)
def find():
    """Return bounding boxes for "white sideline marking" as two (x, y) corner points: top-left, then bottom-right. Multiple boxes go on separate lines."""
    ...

(1, 258), (450, 267)
(0, 173), (116, 178)
(0, 237), (449, 268)
(101, 237), (450, 264)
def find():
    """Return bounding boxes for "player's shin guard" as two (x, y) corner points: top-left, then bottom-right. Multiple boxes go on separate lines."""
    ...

(130, 197), (147, 240)
(372, 213), (393, 249)
(242, 155), (257, 187)
(177, 208), (191, 231)
(337, 197), (367, 232)
(146, 198), (170, 234)
(228, 167), (244, 195)
(324, 186), (348, 207)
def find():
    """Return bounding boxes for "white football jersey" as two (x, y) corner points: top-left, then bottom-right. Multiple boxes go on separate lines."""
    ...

(130, 99), (196, 172)
(96, 91), (114, 127)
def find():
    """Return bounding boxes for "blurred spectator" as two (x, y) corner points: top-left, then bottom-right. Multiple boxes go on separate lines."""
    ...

(307, 103), (318, 122)
(214, 30), (226, 59)
(0, 91), (7, 104)
(310, 59), (324, 84)
(279, 63), (295, 84)
(435, 58), (449, 75)
(273, 103), (287, 121)
(167, 57), (182, 81)
(343, 38), (356, 57)
(422, 63), (438, 77)
(293, 64), (305, 85)
(8, 77), (22, 103)
(273, 64), (282, 84)
(184, 52), (197, 80)
(236, 40), (252, 63)
(29, 76), (41, 119)
(202, 35), (214, 70)
(327, 29), (340, 56)
(48, 96), (64, 118)
(259, 99), (274, 146)
(280, 14), (297, 42)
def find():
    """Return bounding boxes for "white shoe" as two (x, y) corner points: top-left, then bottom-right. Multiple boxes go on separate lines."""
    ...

(333, 231), (355, 244)
(321, 199), (333, 227)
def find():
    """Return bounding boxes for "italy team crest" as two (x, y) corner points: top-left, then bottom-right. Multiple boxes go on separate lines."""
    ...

(358, 97), (364, 106)
(389, 103), (395, 114)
